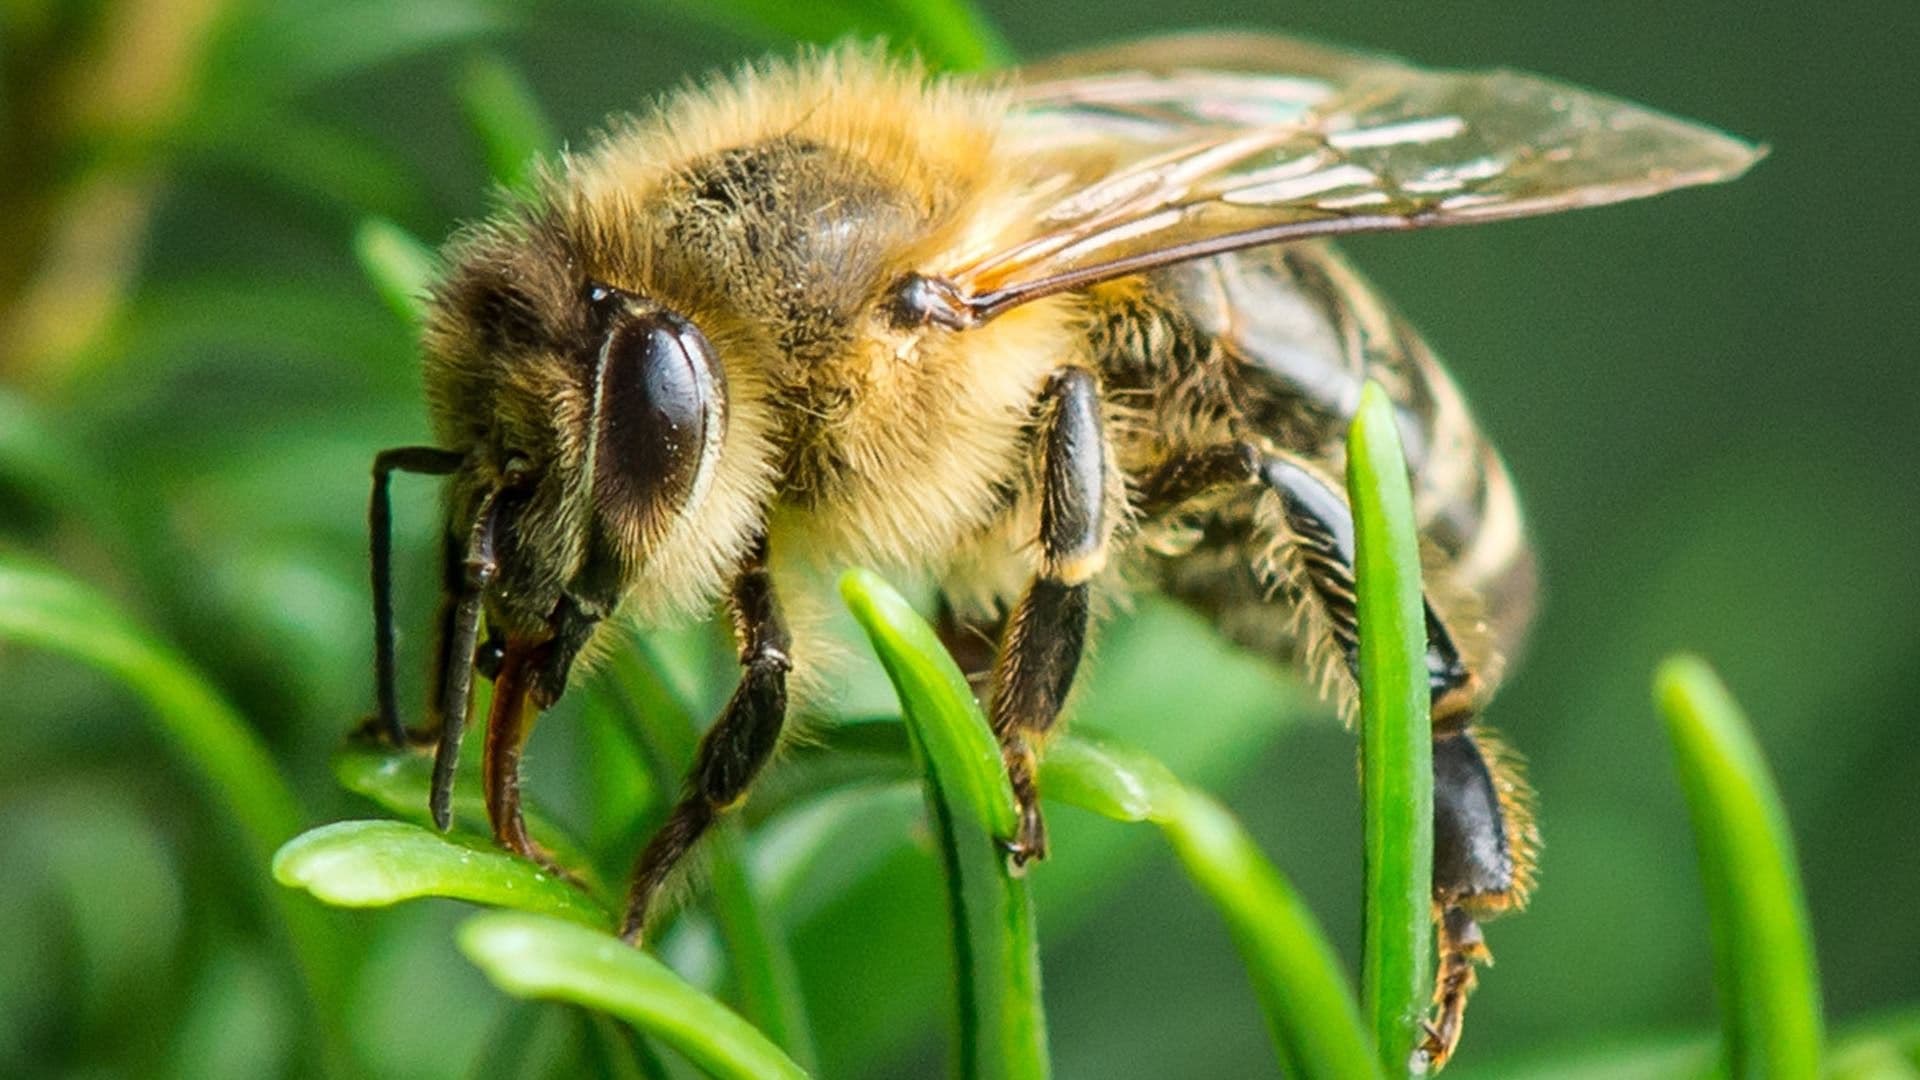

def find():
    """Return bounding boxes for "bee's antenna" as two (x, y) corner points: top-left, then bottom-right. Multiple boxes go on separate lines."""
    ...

(368, 447), (464, 744)
(430, 488), (501, 831)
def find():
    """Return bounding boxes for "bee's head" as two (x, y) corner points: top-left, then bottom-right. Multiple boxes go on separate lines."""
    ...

(420, 215), (729, 646)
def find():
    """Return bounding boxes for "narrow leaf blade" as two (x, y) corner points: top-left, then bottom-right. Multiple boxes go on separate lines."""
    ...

(0, 559), (350, 1059)
(1349, 380), (1435, 1073)
(457, 53), (556, 189)
(459, 912), (809, 1080)
(1656, 655), (1823, 1078)
(353, 217), (436, 324)
(331, 750), (606, 898)
(839, 568), (1047, 1080)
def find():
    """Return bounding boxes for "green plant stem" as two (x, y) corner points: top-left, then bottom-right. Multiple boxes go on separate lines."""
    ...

(840, 568), (1048, 1080)
(1656, 656), (1823, 1079)
(1348, 380), (1435, 1074)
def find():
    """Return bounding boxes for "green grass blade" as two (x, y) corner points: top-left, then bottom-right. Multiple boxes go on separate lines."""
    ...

(1042, 731), (1382, 1080)
(456, 53), (556, 190)
(838, 568), (1047, 1080)
(838, 569), (1019, 837)
(1655, 655), (1824, 1079)
(1349, 380), (1435, 1074)
(0, 559), (351, 1066)
(353, 217), (436, 324)
(272, 819), (610, 928)
(664, 0), (1009, 71)
(459, 912), (810, 1080)
(596, 641), (819, 1071)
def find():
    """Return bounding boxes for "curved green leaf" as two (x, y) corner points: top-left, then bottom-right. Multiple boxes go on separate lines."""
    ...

(0, 561), (304, 851)
(459, 912), (809, 1080)
(1349, 379), (1435, 1074)
(1656, 655), (1823, 1079)
(839, 568), (1047, 1080)
(272, 820), (609, 928)
(331, 748), (605, 898)
(1042, 731), (1381, 1080)
(838, 568), (1019, 838)
(0, 559), (350, 1065)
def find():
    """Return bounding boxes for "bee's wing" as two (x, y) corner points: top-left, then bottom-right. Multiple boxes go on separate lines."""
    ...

(930, 32), (1762, 323)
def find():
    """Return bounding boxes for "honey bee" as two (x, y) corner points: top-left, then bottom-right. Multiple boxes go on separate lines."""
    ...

(361, 32), (1758, 1067)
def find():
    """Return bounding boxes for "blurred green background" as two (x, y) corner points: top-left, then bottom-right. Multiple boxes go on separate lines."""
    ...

(3, 1), (1916, 1077)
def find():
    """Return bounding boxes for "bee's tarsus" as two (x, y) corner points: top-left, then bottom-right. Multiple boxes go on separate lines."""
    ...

(427, 489), (505, 833)
(1423, 907), (1491, 1071)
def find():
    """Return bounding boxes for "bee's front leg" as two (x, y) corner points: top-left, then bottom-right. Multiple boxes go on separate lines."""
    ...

(476, 596), (601, 880)
(990, 367), (1114, 867)
(621, 537), (789, 943)
(360, 444), (464, 747)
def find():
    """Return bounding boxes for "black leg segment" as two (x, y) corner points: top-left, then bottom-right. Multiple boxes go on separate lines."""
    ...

(988, 367), (1111, 866)
(1259, 452), (1474, 714)
(367, 445), (463, 745)
(429, 489), (501, 832)
(622, 538), (790, 943)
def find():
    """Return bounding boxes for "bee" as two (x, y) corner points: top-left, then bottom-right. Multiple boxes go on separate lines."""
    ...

(361, 32), (1758, 1067)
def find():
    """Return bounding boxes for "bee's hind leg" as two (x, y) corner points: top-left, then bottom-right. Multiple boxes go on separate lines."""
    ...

(1423, 727), (1536, 1070)
(1144, 443), (1536, 1069)
(989, 367), (1116, 868)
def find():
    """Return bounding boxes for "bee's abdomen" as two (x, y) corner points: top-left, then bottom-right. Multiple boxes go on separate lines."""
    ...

(1099, 243), (1537, 675)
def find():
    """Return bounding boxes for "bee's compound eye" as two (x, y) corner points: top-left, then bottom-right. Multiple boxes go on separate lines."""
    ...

(593, 311), (723, 515)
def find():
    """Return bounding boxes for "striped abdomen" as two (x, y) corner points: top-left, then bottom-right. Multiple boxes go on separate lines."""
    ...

(1096, 241), (1537, 688)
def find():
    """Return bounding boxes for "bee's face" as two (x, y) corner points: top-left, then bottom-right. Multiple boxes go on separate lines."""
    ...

(424, 218), (727, 642)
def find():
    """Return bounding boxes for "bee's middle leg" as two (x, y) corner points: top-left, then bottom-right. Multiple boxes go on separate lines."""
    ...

(621, 537), (789, 943)
(989, 367), (1114, 867)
